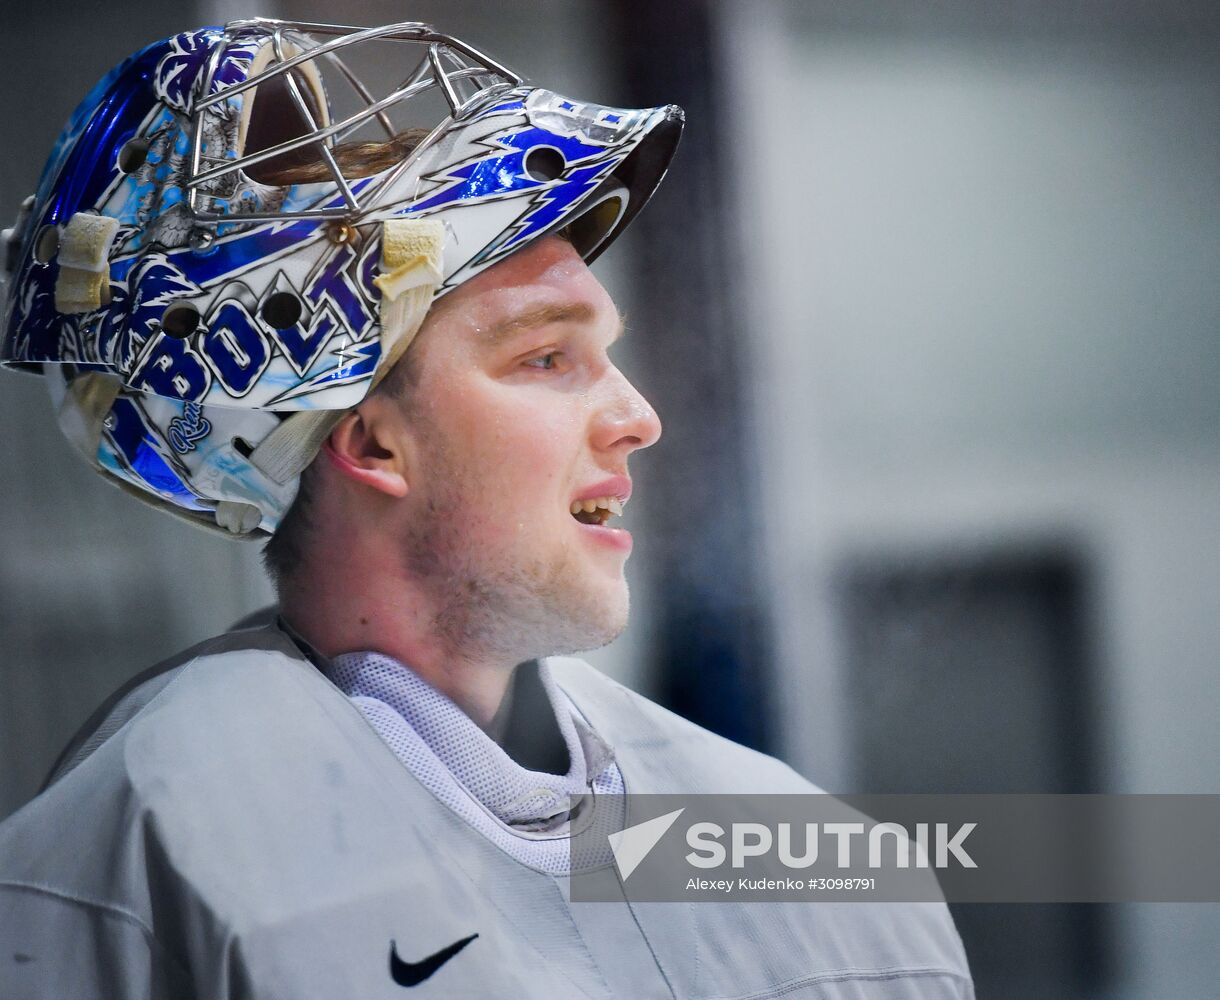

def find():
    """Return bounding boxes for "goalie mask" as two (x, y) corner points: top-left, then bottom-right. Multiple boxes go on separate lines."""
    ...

(0, 18), (682, 536)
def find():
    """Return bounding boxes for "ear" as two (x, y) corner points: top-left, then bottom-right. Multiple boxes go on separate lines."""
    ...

(323, 402), (410, 498)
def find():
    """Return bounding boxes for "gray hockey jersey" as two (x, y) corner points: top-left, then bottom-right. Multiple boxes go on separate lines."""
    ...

(0, 625), (973, 998)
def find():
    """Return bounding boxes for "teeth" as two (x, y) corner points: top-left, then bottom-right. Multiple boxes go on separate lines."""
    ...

(570, 495), (627, 517)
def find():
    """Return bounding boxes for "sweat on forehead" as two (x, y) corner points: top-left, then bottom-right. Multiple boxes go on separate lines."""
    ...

(426, 237), (621, 340)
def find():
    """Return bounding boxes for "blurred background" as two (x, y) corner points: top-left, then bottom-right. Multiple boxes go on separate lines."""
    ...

(1, 1), (1217, 996)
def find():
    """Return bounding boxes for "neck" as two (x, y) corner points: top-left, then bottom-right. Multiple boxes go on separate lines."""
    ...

(280, 565), (517, 730)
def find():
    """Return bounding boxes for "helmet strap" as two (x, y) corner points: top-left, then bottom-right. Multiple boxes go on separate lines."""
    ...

(229, 217), (445, 532)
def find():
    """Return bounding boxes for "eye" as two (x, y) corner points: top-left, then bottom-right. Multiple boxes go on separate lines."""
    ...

(524, 351), (560, 370)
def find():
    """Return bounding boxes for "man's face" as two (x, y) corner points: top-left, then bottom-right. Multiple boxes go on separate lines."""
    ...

(385, 236), (661, 661)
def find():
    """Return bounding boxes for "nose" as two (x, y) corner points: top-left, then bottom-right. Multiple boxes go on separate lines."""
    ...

(593, 366), (662, 454)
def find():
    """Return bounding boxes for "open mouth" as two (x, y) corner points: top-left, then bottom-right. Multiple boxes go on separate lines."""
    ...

(570, 496), (625, 527)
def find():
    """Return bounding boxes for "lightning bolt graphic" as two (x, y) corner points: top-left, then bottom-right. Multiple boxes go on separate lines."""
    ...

(494, 156), (620, 256)
(267, 335), (381, 405)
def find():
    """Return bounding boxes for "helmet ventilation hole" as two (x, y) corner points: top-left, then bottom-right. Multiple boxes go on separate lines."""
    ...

(232, 437), (256, 459)
(33, 225), (59, 264)
(261, 291), (303, 330)
(524, 146), (566, 182)
(117, 138), (150, 174)
(161, 302), (200, 339)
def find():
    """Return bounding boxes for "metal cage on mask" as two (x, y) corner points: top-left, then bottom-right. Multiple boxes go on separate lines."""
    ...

(0, 18), (683, 537)
(185, 19), (524, 226)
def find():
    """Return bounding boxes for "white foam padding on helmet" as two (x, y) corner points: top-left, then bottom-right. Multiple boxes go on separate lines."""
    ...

(215, 500), (265, 535)
(374, 218), (445, 300)
(371, 217), (445, 384)
(55, 213), (119, 313)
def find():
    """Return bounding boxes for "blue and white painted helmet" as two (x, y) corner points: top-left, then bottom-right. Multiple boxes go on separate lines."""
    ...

(0, 18), (682, 536)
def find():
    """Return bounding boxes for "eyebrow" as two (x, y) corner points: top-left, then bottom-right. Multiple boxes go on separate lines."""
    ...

(483, 302), (625, 346)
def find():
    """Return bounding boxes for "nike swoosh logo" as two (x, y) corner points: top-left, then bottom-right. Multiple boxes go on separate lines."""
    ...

(389, 933), (479, 987)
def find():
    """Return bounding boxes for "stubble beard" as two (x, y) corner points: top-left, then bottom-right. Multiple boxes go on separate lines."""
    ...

(400, 478), (630, 665)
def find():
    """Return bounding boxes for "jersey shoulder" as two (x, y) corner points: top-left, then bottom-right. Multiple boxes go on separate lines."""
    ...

(547, 656), (820, 794)
(548, 658), (974, 995)
(44, 623), (312, 789)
